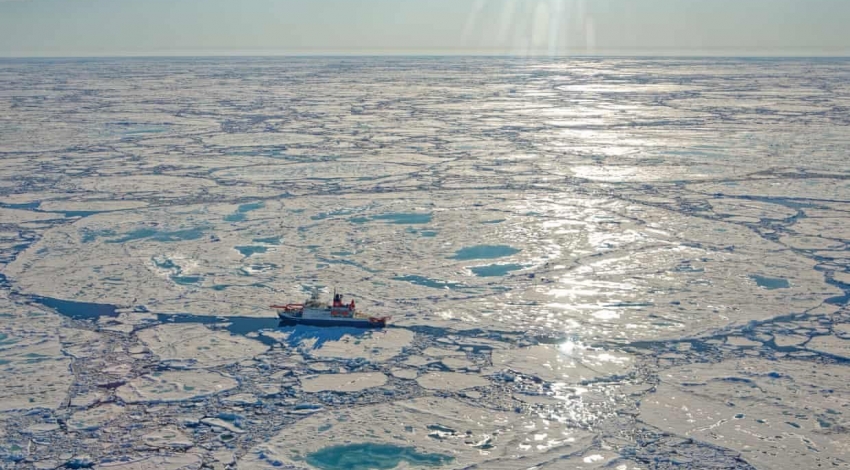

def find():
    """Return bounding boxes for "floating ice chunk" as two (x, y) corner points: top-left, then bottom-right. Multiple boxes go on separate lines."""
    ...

(102, 363), (133, 376)
(33, 461), (62, 470)
(391, 368), (418, 380)
(725, 336), (762, 347)
(422, 347), (465, 357)
(70, 390), (106, 408)
(708, 199), (798, 221)
(95, 453), (202, 470)
(301, 372), (388, 393)
(309, 328), (414, 362)
(24, 422), (61, 435)
(201, 417), (245, 434)
(136, 323), (268, 368)
(404, 356), (435, 367)
(780, 235), (844, 250)
(416, 372), (488, 391)
(807, 334), (850, 360)
(68, 404), (125, 431)
(211, 451), (235, 468)
(98, 314), (138, 334)
(834, 272), (850, 285)
(490, 344), (632, 384)
(440, 357), (477, 371)
(116, 370), (238, 403)
(221, 393), (261, 406)
(308, 362), (334, 372)
(60, 328), (108, 359)
(772, 334), (808, 347)
(142, 427), (193, 449)
(256, 383), (281, 397)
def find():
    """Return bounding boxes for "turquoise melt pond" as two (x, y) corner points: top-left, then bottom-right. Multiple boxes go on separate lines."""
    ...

(470, 263), (524, 277)
(235, 246), (269, 257)
(451, 245), (520, 261)
(225, 202), (265, 222)
(750, 275), (790, 290)
(305, 443), (453, 470)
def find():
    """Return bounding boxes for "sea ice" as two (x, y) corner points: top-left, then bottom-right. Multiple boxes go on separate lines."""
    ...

(2, 57), (849, 468)
(116, 370), (238, 403)
(68, 404), (125, 431)
(301, 372), (388, 393)
(141, 427), (193, 449)
(807, 333), (850, 359)
(306, 328), (414, 362)
(0, 298), (73, 412)
(416, 372), (488, 391)
(136, 323), (268, 368)
(490, 344), (632, 384)
(95, 453), (202, 470)
(639, 358), (850, 469)
(242, 395), (596, 469)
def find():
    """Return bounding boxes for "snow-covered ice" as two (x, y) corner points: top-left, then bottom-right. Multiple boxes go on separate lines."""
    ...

(1, 56), (849, 469)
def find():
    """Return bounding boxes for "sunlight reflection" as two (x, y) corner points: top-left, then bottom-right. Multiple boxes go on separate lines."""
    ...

(459, 0), (598, 56)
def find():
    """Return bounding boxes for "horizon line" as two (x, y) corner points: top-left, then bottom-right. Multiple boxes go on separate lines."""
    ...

(2, 51), (849, 60)
(2, 46), (850, 60)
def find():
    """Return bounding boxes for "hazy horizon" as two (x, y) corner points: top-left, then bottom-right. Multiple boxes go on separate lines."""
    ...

(2, 50), (849, 59)
(2, 0), (849, 58)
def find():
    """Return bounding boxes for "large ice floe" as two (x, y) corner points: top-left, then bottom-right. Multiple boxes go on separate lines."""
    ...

(1, 57), (850, 469)
(0, 295), (72, 412)
(136, 323), (268, 368)
(490, 343), (632, 384)
(116, 370), (238, 403)
(301, 372), (389, 393)
(239, 396), (597, 469)
(639, 358), (850, 469)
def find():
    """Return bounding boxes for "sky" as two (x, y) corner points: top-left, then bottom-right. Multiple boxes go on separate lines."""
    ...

(1, 0), (848, 57)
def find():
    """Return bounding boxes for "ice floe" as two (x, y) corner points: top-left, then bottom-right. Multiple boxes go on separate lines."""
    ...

(240, 396), (595, 469)
(116, 370), (238, 403)
(0, 298), (72, 412)
(136, 323), (268, 368)
(639, 358), (850, 469)
(416, 372), (489, 391)
(490, 344), (632, 384)
(301, 372), (388, 393)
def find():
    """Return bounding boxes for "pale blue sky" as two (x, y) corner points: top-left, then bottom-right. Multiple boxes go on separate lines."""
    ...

(1, 0), (848, 57)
